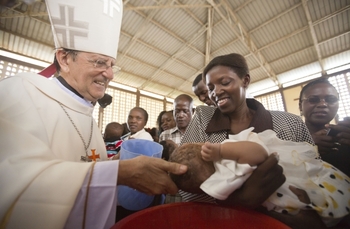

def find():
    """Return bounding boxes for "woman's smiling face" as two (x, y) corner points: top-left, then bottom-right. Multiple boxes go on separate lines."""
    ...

(205, 65), (249, 115)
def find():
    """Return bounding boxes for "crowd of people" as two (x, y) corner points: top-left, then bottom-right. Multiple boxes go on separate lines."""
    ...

(0, 0), (349, 229)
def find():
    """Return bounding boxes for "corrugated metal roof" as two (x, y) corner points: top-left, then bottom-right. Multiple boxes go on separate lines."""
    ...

(1, 0), (349, 101)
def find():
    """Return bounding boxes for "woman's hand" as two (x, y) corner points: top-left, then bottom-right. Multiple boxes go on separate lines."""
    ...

(326, 117), (350, 147)
(217, 153), (285, 208)
(311, 129), (335, 155)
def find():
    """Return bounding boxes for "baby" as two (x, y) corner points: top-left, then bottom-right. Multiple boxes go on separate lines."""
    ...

(103, 122), (124, 158)
(170, 127), (350, 227)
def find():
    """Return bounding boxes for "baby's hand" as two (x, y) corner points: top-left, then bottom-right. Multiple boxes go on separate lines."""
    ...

(201, 142), (221, 161)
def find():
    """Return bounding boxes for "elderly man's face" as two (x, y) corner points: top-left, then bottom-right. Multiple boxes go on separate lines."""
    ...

(174, 99), (192, 131)
(58, 50), (115, 102)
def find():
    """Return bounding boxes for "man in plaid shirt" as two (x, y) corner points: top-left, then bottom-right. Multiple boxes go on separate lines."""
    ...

(159, 94), (194, 145)
(159, 94), (194, 204)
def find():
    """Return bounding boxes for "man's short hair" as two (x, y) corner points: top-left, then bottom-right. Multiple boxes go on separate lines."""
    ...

(192, 73), (203, 87)
(174, 94), (193, 106)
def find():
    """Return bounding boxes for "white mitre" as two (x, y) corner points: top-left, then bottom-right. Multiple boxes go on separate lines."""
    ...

(46, 0), (123, 59)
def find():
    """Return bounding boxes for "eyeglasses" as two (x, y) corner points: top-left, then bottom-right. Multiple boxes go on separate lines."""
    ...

(86, 58), (120, 74)
(302, 96), (339, 105)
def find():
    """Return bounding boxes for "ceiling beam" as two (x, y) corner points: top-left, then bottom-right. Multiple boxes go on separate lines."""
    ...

(129, 4), (205, 56)
(0, 2), (49, 24)
(126, 0), (210, 90)
(138, 22), (208, 89)
(231, 0), (253, 12)
(313, 5), (350, 26)
(205, 7), (213, 65)
(318, 30), (350, 45)
(124, 4), (210, 11)
(174, 0), (204, 26)
(118, 50), (191, 83)
(167, 6), (214, 96)
(119, 0), (207, 91)
(207, 0), (279, 86)
(120, 30), (197, 71)
(248, 29), (350, 75)
(301, 0), (325, 75)
(0, 27), (53, 48)
(257, 26), (308, 52)
(249, 3), (302, 34)
(255, 4), (349, 52)
(117, 3), (159, 60)
(114, 69), (189, 97)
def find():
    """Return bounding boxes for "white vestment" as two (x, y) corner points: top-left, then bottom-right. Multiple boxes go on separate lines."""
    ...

(127, 129), (153, 141)
(0, 73), (117, 228)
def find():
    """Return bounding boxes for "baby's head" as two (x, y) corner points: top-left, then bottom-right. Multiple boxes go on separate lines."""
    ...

(159, 139), (178, 161)
(169, 143), (215, 194)
(104, 122), (124, 142)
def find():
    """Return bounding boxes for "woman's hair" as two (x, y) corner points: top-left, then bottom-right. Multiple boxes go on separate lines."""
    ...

(121, 122), (130, 136)
(298, 77), (337, 104)
(130, 107), (149, 124)
(203, 53), (249, 83)
(156, 110), (167, 133)
(169, 143), (215, 194)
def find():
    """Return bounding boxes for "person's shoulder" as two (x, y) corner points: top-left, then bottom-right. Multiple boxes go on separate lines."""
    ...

(159, 129), (172, 141)
(2, 72), (55, 89)
(134, 129), (153, 140)
(0, 72), (31, 84)
(170, 126), (180, 133)
(194, 105), (217, 117)
(13, 72), (46, 81)
(0, 72), (46, 96)
(160, 128), (173, 136)
(269, 110), (302, 121)
(195, 105), (216, 112)
(160, 127), (179, 141)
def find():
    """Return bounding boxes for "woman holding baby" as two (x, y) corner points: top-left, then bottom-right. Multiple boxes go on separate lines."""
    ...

(179, 53), (331, 228)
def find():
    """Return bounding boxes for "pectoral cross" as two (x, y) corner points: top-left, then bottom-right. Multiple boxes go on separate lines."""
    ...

(88, 149), (100, 161)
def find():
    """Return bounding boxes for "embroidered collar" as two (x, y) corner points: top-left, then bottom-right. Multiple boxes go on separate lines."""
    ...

(57, 76), (84, 99)
(169, 126), (181, 134)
